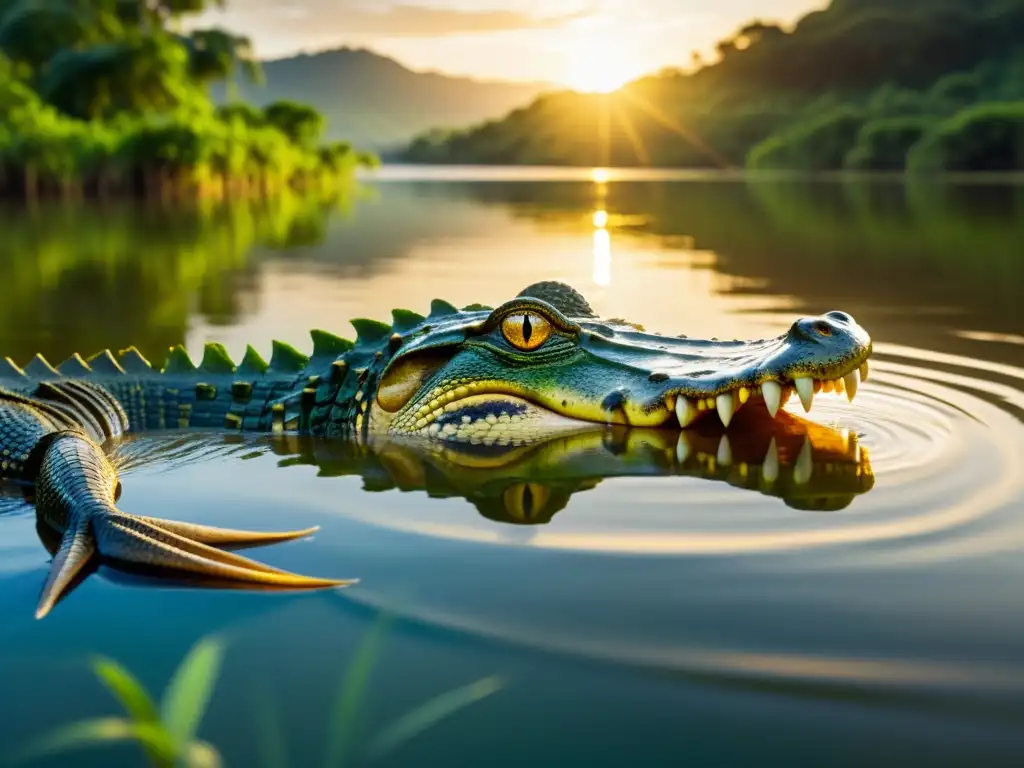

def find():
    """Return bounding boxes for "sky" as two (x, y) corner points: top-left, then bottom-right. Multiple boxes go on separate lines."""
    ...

(198, 0), (825, 90)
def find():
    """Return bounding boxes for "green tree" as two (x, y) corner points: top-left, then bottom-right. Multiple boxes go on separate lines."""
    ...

(262, 100), (326, 149)
(908, 102), (1024, 171)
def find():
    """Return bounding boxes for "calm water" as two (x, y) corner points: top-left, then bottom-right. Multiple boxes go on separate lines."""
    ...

(1, 168), (1023, 766)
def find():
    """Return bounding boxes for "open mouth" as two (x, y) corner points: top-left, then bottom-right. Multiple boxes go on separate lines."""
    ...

(669, 357), (872, 428)
(404, 355), (871, 443)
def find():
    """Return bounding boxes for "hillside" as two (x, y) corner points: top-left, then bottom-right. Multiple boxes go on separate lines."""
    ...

(210, 47), (553, 151)
(401, 0), (1024, 171)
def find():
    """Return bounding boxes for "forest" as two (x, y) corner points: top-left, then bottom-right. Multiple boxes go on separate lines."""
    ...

(0, 0), (377, 200)
(402, 0), (1024, 172)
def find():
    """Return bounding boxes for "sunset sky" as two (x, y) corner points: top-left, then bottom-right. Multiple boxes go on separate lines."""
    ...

(200, 0), (824, 90)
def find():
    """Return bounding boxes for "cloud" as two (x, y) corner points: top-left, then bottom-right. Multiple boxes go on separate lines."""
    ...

(211, 1), (594, 39)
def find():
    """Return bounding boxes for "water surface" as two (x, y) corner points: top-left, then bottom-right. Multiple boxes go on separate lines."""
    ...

(1, 168), (1023, 766)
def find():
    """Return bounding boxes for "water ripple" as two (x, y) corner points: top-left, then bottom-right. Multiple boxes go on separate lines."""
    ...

(324, 345), (1024, 564)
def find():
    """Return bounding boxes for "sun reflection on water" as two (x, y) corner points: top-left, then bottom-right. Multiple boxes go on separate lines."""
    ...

(592, 208), (611, 287)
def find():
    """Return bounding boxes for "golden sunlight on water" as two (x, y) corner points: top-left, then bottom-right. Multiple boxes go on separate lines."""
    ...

(185, 186), (795, 360)
(3, 174), (1024, 765)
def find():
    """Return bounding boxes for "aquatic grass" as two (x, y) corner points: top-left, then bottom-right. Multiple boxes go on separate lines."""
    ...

(13, 635), (227, 768)
(15, 622), (504, 767)
(362, 675), (504, 762)
(261, 615), (505, 768)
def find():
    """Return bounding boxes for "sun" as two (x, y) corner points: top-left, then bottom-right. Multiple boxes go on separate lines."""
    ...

(565, 43), (636, 93)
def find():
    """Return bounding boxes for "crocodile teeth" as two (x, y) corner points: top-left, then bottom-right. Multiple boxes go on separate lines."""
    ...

(794, 377), (815, 412)
(676, 433), (691, 463)
(716, 391), (736, 427)
(833, 376), (845, 394)
(821, 379), (834, 394)
(794, 439), (813, 485)
(860, 360), (870, 381)
(844, 370), (859, 402)
(717, 435), (732, 466)
(761, 381), (782, 418)
(762, 437), (779, 484)
(675, 397), (699, 428)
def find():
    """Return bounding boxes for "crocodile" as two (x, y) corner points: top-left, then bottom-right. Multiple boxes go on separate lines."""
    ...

(0, 281), (872, 618)
(11, 411), (874, 610)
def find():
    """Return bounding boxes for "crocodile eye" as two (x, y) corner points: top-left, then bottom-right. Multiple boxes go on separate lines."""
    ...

(815, 321), (832, 337)
(503, 482), (551, 522)
(501, 312), (552, 351)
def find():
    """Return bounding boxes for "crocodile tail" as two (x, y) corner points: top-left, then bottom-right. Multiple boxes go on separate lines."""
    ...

(35, 512), (95, 619)
(32, 431), (355, 618)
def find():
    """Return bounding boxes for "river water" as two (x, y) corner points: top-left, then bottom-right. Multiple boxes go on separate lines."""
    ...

(0, 167), (1023, 766)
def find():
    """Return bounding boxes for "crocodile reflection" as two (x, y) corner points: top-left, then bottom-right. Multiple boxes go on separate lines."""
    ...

(1, 408), (870, 615)
(258, 407), (874, 522)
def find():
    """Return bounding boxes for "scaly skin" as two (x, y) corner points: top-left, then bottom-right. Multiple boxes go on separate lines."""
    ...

(0, 281), (872, 617)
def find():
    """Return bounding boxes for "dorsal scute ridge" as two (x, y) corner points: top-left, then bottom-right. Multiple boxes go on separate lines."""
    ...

(429, 299), (459, 318)
(163, 345), (196, 374)
(118, 347), (152, 373)
(200, 342), (236, 375)
(87, 350), (125, 376)
(391, 308), (427, 333)
(269, 340), (309, 373)
(237, 344), (269, 376)
(58, 353), (92, 377)
(0, 357), (26, 378)
(310, 330), (354, 358)
(25, 354), (60, 379)
(350, 318), (392, 347)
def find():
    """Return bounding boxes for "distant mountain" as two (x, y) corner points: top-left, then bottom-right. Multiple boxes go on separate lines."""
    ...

(400, 0), (1024, 172)
(210, 47), (554, 152)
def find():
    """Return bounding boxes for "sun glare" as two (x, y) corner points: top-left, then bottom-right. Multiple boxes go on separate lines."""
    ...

(566, 43), (636, 93)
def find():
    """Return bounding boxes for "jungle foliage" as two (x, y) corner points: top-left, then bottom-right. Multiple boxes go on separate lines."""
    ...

(0, 0), (377, 199)
(402, 0), (1024, 172)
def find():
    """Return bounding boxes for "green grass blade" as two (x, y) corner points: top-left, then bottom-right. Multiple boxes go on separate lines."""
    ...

(252, 688), (289, 768)
(322, 616), (391, 768)
(365, 676), (504, 762)
(183, 740), (223, 768)
(90, 657), (165, 765)
(11, 717), (177, 767)
(92, 657), (161, 724)
(160, 635), (226, 750)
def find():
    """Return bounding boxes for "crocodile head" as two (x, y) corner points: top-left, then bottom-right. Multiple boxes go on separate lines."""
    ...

(366, 281), (872, 443)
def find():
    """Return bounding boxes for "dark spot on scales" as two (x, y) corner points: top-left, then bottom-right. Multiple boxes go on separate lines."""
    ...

(648, 372), (670, 383)
(602, 427), (630, 455)
(601, 389), (628, 412)
(435, 401), (528, 427)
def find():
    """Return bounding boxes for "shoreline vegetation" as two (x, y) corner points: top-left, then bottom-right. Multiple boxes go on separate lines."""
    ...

(400, 0), (1024, 173)
(0, 0), (377, 202)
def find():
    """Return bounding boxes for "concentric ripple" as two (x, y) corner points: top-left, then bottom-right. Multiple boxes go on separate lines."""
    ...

(325, 343), (1024, 564)
(302, 344), (1024, 706)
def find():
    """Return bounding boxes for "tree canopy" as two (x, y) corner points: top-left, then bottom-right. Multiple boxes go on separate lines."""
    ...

(402, 0), (1024, 172)
(0, 0), (375, 198)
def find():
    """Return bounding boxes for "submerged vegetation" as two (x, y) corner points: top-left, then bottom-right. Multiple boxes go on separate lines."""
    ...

(0, 0), (377, 200)
(403, 0), (1024, 172)
(14, 626), (502, 767)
